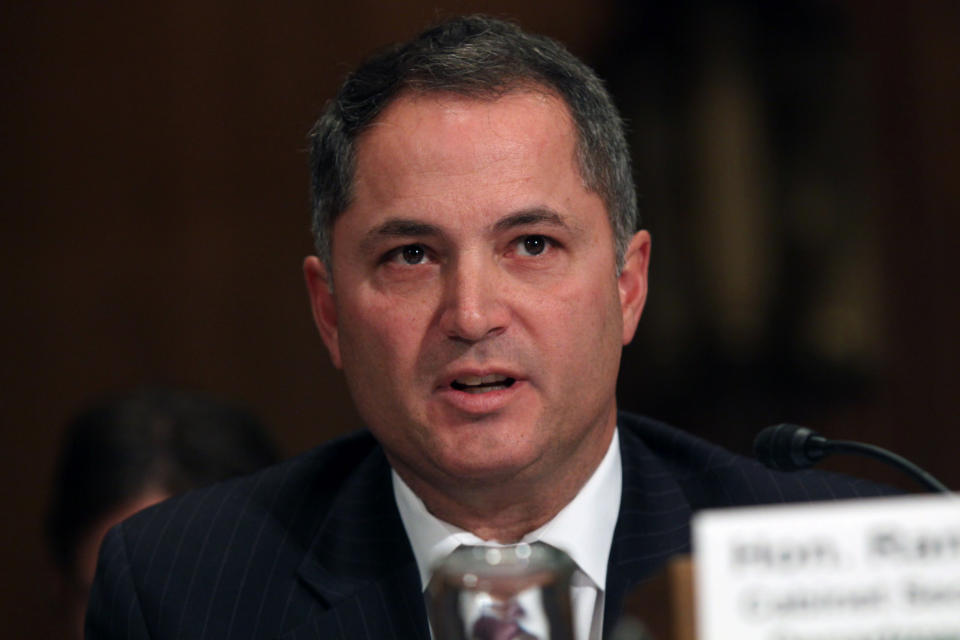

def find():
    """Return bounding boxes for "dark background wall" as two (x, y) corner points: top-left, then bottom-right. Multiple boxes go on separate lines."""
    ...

(2, 2), (957, 636)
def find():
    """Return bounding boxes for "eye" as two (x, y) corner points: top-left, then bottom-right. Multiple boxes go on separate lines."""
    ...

(384, 243), (430, 266)
(401, 244), (426, 264)
(516, 235), (550, 257)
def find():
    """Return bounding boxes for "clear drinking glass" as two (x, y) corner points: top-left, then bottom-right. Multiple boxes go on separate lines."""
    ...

(428, 542), (576, 640)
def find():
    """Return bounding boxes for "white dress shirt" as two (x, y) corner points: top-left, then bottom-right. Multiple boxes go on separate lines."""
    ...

(393, 429), (623, 640)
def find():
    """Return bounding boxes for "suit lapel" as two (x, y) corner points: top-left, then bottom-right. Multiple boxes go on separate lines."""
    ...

(603, 418), (694, 637)
(285, 563), (428, 640)
(282, 445), (430, 640)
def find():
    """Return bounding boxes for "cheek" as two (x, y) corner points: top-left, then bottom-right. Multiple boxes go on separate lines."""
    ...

(535, 272), (623, 377)
(337, 291), (432, 381)
(338, 313), (408, 427)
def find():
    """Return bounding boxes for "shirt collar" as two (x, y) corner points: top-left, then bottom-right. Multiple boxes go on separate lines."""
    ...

(393, 428), (622, 593)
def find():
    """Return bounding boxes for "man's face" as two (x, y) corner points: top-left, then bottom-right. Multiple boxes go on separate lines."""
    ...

(305, 90), (649, 493)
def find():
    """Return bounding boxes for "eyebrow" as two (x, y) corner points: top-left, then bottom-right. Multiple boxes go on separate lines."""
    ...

(361, 219), (446, 252)
(492, 208), (570, 233)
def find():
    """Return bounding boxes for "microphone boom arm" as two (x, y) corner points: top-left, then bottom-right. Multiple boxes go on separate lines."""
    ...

(825, 439), (950, 494)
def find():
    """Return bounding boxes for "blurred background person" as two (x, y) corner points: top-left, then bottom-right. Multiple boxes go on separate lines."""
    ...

(44, 387), (281, 639)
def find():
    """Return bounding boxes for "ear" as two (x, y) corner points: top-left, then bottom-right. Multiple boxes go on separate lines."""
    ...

(303, 256), (343, 369)
(617, 230), (651, 345)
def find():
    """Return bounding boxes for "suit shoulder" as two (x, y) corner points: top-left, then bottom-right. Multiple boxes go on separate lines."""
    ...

(617, 411), (894, 510)
(114, 431), (386, 576)
(92, 430), (385, 637)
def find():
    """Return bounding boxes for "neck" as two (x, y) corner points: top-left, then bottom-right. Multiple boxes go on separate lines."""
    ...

(392, 423), (616, 542)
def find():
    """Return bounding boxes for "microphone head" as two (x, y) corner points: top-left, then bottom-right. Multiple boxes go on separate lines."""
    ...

(754, 423), (826, 471)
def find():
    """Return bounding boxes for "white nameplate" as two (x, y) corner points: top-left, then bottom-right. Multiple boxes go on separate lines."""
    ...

(693, 494), (960, 639)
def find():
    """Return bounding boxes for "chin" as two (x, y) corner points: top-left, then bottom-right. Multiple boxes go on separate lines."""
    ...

(431, 443), (541, 483)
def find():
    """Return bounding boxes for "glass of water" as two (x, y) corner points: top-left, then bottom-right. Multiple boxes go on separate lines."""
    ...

(428, 542), (576, 640)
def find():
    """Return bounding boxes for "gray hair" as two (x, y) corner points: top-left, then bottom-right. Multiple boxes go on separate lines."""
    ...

(308, 15), (638, 271)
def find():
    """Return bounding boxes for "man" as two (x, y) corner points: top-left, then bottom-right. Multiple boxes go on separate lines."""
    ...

(87, 16), (888, 639)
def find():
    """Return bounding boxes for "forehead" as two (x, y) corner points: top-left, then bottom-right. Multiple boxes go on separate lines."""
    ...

(345, 90), (585, 219)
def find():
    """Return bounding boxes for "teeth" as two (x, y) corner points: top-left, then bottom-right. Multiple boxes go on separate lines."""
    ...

(455, 374), (508, 386)
(464, 386), (499, 394)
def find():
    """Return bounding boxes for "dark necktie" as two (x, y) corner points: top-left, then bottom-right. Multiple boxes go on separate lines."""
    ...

(471, 601), (537, 640)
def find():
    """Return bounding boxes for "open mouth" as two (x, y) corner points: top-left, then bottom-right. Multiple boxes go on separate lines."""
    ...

(450, 374), (517, 394)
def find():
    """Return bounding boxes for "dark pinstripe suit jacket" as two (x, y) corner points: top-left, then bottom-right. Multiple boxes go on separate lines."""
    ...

(86, 412), (890, 639)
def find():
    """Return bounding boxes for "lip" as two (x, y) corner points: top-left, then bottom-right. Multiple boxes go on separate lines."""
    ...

(434, 367), (526, 415)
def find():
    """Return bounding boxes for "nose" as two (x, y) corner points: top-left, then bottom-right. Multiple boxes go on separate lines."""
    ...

(437, 253), (509, 342)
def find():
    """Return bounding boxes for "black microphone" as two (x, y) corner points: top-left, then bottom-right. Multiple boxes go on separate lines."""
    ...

(754, 423), (951, 494)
